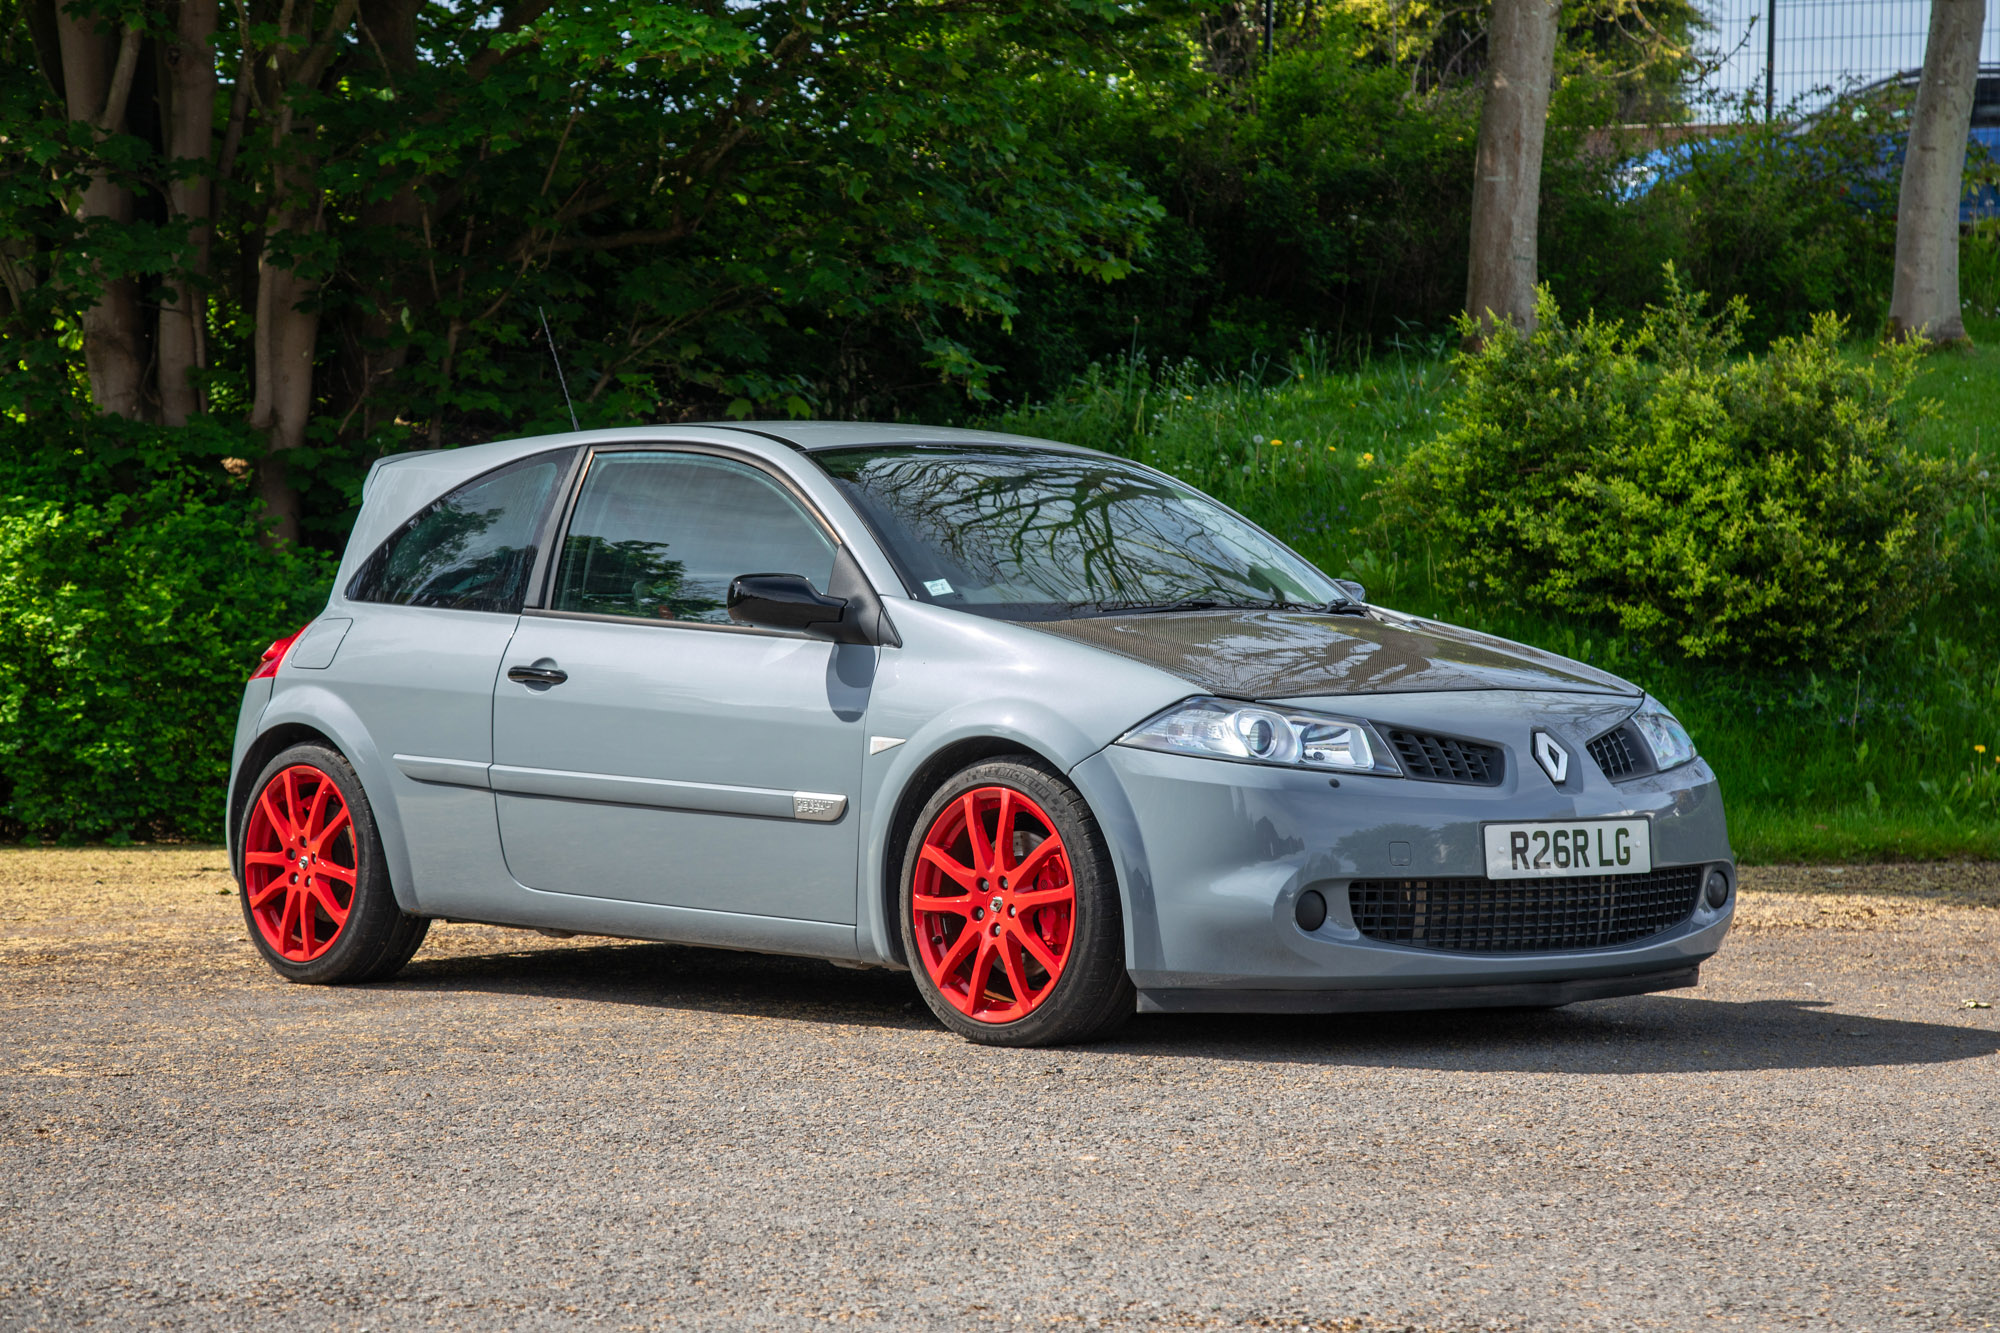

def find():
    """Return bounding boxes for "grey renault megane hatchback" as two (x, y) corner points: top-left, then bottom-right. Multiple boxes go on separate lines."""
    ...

(228, 423), (1734, 1046)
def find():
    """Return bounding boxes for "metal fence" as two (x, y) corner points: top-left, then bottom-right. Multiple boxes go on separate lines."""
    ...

(1697, 0), (2000, 115)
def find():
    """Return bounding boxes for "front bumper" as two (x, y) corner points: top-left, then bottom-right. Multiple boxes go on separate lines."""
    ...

(1071, 694), (1734, 1009)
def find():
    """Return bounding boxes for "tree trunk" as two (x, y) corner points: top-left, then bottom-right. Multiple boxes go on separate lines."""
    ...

(156, 0), (219, 426)
(247, 0), (360, 543)
(54, 1), (149, 417)
(249, 169), (323, 547)
(1463, 0), (1560, 346)
(1887, 0), (1986, 346)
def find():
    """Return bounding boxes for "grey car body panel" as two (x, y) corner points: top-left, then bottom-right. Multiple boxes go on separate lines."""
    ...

(490, 613), (866, 922)
(225, 678), (274, 861)
(1029, 609), (1638, 698)
(722, 420), (1091, 456)
(231, 424), (1736, 1011)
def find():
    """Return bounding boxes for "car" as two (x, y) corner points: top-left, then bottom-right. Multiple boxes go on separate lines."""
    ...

(226, 423), (1736, 1046)
(1619, 66), (2000, 225)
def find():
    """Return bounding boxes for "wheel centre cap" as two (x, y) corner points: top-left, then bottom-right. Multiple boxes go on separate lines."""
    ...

(989, 896), (1003, 914)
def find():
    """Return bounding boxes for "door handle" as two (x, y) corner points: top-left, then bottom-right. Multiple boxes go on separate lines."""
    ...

(507, 664), (568, 687)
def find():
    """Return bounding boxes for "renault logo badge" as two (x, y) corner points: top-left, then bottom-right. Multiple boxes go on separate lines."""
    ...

(1532, 731), (1570, 784)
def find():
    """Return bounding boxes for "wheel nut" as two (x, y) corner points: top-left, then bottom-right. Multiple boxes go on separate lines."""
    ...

(972, 907), (984, 921)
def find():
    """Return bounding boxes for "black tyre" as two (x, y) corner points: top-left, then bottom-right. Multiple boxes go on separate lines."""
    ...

(238, 742), (429, 984)
(899, 756), (1133, 1046)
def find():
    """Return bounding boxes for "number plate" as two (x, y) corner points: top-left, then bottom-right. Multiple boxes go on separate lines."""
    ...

(1482, 818), (1651, 880)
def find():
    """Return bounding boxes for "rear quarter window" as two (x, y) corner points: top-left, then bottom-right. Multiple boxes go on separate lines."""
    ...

(346, 451), (573, 613)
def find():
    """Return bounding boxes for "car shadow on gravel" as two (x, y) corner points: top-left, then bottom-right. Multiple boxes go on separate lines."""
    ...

(1107, 997), (2000, 1073)
(388, 940), (1999, 1072)
(389, 938), (939, 1030)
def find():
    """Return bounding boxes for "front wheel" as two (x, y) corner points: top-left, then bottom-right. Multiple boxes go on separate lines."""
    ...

(899, 757), (1133, 1046)
(238, 742), (428, 984)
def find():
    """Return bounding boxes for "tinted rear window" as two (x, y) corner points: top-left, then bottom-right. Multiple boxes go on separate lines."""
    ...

(347, 451), (572, 613)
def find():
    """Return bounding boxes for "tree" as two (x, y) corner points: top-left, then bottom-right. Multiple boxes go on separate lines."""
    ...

(2, 1), (1180, 541)
(1462, 0), (1560, 344)
(1887, 0), (1987, 346)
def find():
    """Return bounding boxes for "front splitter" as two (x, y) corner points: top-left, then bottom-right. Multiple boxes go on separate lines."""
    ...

(1135, 964), (1701, 1015)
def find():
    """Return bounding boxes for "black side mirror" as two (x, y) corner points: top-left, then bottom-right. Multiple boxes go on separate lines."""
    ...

(728, 573), (848, 634)
(726, 549), (902, 647)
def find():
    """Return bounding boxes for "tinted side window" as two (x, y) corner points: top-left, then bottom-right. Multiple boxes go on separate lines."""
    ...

(552, 452), (837, 624)
(347, 452), (570, 613)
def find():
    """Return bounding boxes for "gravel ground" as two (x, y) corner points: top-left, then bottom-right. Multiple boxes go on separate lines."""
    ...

(2, 850), (1997, 1333)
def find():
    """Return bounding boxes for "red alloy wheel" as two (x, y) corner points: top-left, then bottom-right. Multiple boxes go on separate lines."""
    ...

(911, 785), (1077, 1024)
(242, 765), (358, 963)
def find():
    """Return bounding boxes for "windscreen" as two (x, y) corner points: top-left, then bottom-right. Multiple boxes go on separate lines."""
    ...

(812, 445), (1343, 621)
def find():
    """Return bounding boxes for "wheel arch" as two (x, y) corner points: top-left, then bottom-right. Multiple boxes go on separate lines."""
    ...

(231, 689), (420, 914)
(869, 733), (1094, 971)
(229, 723), (338, 877)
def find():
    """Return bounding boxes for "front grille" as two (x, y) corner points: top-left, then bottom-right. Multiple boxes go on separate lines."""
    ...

(1587, 724), (1643, 780)
(1348, 866), (1704, 952)
(1387, 729), (1504, 786)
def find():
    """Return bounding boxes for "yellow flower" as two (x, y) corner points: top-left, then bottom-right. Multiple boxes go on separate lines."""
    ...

(1270, 439), (1283, 447)
(1325, 445), (1336, 452)
(1361, 451), (1375, 464)
(1183, 394), (1193, 401)
(1979, 744), (1990, 754)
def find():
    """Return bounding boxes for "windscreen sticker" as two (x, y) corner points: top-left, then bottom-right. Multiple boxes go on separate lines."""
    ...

(923, 579), (953, 596)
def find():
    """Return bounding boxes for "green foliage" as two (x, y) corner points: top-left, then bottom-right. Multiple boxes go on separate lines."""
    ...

(0, 483), (333, 841)
(978, 11), (1487, 387)
(2, 0), (1187, 542)
(1549, 89), (1909, 346)
(1386, 273), (1985, 668)
(1962, 220), (2000, 326)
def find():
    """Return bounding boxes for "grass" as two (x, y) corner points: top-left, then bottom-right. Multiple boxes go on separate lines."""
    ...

(986, 322), (2000, 865)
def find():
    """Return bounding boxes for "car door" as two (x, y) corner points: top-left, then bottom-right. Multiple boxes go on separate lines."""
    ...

(490, 447), (870, 923)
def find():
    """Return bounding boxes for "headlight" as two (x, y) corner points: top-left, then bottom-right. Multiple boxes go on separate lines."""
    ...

(1631, 697), (1697, 771)
(1117, 698), (1401, 775)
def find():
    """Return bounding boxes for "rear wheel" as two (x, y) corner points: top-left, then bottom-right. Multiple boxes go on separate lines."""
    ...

(239, 743), (428, 984)
(899, 757), (1132, 1046)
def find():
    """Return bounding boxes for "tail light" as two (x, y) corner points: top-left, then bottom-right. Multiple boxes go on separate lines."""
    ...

(250, 623), (312, 681)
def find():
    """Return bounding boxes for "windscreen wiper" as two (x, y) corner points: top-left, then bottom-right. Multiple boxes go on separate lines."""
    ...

(1249, 596), (1370, 617)
(1078, 595), (1371, 618)
(1080, 597), (1230, 615)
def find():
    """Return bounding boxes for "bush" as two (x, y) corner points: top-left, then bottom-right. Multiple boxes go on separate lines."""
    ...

(1387, 271), (1988, 668)
(0, 483), (334, 841)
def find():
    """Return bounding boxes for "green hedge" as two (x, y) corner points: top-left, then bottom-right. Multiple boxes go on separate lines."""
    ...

(0, 483), (333, 841)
